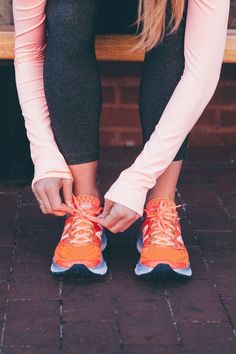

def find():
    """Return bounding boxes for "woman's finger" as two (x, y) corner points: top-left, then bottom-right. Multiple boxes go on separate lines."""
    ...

(34, 185), (53, 213)
(32, 186), (47, 213)
(62, 179), (74, 208)
(119, 216), (140, 232)
(109, 215), (139, 233)
(109, 220), (130, 234)
(32, 185), (41, 204)
(98, 207), (126, 230)
(46, 187), (74, 215)
(99, 199), (113, 218)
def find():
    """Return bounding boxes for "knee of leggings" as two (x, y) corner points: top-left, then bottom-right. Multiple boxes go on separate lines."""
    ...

(45, 0), (97, 54)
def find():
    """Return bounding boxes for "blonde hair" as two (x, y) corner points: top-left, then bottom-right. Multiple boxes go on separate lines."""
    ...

(136, 0), (185, 51)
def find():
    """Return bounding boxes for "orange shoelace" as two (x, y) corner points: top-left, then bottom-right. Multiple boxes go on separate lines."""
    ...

(144, 201), (183, 247)
(64, 195), (103, 245)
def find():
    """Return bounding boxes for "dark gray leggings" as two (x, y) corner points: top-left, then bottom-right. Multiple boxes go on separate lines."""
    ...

(44, 0), (189, 165)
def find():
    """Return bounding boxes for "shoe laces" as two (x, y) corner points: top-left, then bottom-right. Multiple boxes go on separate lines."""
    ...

(144, 200), (182, 247)
(65, 195), (103, 245)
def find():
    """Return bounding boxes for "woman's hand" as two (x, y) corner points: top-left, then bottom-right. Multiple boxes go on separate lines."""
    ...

(32, 177), (75, 216)
(96, 199), (140, 233)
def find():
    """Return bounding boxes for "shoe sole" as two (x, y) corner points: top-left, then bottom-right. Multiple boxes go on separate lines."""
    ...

(135, 233), (192, 279)
(50, 232), (108, 278)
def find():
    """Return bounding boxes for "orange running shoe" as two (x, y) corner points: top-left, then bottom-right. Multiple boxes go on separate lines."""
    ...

(50, 195), (107, 277)
(135, 197), (192, 278)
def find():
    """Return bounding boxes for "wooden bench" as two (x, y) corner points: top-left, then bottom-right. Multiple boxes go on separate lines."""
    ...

(1, 25), (236, 62)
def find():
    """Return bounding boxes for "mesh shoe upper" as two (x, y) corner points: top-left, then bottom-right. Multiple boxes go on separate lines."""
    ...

(140, 198), (190, 269)
(53, 195), (104, 269)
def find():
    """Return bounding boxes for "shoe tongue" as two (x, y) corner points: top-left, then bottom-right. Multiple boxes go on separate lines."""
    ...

(146, 197), (175, 211)
(75, 195), (100, 210)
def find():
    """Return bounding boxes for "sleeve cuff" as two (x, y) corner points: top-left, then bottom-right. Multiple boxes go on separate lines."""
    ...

(104, 179), (147, 217)
(31, 170), (73, 190)
(31, 155), (74, 190)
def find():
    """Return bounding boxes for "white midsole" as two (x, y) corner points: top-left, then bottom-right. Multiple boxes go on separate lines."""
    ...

(135, 233), (192, 277)
(50, 260), (108, 275)
(50, 232), (108, 275)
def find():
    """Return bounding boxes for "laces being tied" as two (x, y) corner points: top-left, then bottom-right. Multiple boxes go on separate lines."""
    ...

(65, 194), (103, 245)
(144, 198), (183, 248)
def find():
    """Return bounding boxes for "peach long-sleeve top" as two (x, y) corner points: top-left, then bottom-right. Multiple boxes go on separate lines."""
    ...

(13, 0), (230, 216)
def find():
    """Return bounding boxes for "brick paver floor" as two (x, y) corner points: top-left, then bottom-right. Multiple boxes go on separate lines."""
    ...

(0, 146), (236, 354)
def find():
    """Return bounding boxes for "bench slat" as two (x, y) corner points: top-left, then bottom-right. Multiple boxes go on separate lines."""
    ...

(0, 26), (236, 63)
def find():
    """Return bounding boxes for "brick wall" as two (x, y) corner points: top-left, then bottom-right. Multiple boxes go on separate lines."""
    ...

(99, 62), (236, 147)
(98, 0), (236, 148)
(0, 0), (13, 25)
(229, 0), (236, 28)
(1, 0), (236, 150)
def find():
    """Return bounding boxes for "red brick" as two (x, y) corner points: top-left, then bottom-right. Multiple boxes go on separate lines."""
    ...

(222, 133), (236, 146)
(101, 107), (140, 127)
(117, 131), (142, 146)
(97, 63), (236, 146)
(185, 145), (229, 162)
(100, 129), (142, 146)
(100, 130), (118, 146)
(102, 86), (115, 103)
(211, 82), (236, 105)
(120, 86), (139, 104)
(100, 146), (141, 163)
(220, 110), (236, 127)
(197, 109), (220, 127)
(99, 62), (236, 147)
(189, 131), (223, 146)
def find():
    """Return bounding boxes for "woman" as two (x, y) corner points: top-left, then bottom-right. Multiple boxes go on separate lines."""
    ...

(13, 0), (230, 278)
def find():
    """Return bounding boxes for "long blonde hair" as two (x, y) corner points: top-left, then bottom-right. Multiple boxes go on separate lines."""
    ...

(136, 0), (185, 51)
